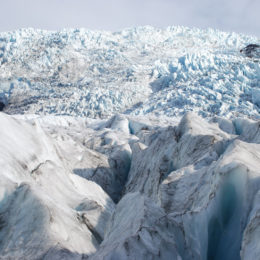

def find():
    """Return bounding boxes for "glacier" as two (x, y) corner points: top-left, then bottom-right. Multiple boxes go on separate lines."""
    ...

(0, 26), (260, 118)
(1, 112), (260, 259)
(0, 26), (260, 260)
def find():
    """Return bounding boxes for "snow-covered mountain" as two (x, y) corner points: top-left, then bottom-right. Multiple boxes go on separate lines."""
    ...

(0, 26), (260, 260)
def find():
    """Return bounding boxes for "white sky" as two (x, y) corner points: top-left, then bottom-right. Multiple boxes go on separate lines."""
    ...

(0, 0), (259, 37)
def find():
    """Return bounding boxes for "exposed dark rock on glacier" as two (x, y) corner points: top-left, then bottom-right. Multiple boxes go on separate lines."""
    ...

(240, 44), (260, 58)
(0, 94), (7, 111)
(0, 101), (5, 111)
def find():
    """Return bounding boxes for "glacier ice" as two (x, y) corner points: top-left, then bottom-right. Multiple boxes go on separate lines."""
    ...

(0, 112), (259, 259)
(0, 26), (259, 119)
(0, 26), (260, 260)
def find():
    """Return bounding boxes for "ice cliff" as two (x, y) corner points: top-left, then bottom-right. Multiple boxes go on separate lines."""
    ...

(0, 26), (260, 260)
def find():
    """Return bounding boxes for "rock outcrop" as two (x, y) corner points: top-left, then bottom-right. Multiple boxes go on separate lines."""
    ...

(240, 44), (260, 59)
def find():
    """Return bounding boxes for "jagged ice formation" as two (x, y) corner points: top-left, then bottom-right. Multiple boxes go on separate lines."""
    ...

(0, 26), (260, 260)
(0, 26), (259, 118)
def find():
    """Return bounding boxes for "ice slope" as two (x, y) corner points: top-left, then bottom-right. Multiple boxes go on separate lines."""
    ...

(0, 112), (116, 259)
(0, 26), (259, 118)
(1, 112), (260, 259)
(1, 26), (260, 260)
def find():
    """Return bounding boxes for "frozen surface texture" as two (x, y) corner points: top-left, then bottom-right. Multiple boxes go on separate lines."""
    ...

(0, 112), (260, 259)
(0, 26), (260, 259)
(0, 26), (259, 118)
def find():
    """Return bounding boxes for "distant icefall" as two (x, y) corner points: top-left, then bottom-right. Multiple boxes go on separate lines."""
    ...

(0, 26), (259, 118)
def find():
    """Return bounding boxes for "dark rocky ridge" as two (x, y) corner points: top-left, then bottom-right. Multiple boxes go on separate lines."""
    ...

(240, 44), (260, 58)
